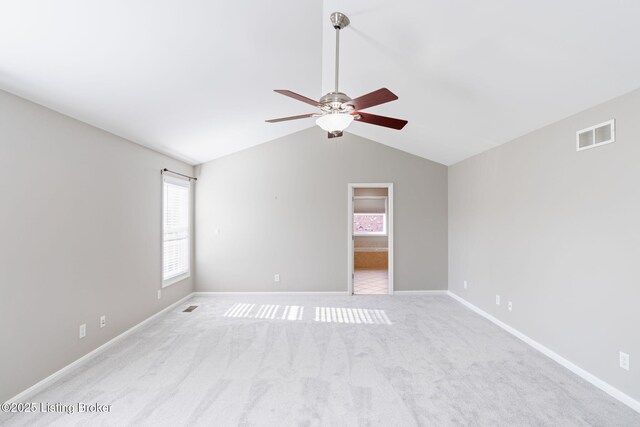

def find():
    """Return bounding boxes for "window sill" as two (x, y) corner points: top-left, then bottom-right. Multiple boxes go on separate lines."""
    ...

(162, 272), (191, 288)
(354, 233), (388, 237)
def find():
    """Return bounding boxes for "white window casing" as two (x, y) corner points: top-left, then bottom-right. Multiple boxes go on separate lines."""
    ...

(162, 174), (190, 287)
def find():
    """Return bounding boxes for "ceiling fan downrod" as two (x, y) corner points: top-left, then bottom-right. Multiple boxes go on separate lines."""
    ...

(330, 12), (350, 94)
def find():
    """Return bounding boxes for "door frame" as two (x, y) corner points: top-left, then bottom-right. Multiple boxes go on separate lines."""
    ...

(347, 183), (394, 295)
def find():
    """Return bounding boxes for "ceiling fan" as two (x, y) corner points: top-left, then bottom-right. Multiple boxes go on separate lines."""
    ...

(266, 12), (408, 139)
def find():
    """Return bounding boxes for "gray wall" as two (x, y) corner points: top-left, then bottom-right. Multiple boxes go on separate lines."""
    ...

(449, 88), (640, 401)
(195, 127), (448, 292)
(0, 89), (195, 402)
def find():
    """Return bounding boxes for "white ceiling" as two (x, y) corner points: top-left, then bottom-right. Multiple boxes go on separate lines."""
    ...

(2, 1), (640, 165)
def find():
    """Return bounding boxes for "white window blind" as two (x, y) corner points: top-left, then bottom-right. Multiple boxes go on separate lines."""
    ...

(162, 174), (190, 286)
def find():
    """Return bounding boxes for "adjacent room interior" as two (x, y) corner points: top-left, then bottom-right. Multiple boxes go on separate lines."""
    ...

(352, 186), (390, 295)
(1, 1), (639, 426)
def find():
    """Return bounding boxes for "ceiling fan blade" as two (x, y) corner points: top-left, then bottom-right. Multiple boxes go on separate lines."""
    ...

(344, 88), (398, 111)
(274, 90), (320, 107)
(265, 113), (317, 123)
(355, 112), (408, 130)
(328, 131), (343, 139)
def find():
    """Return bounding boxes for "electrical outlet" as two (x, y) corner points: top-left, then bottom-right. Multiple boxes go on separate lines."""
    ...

(100, 315), (106, 328)
(464, 280), (468, 289)
(496, 295), (501, 305)
(508, 301), (513, 312)
(79, 324), (86, 339)
(620, 352), (630, 371)
(274, 274), (280, 282)
(157, 289), (162, 300)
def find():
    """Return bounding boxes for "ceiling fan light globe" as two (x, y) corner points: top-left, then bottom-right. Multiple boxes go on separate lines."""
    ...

(316, 113), (354, 132)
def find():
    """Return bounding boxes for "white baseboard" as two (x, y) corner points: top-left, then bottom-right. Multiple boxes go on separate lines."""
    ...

(193, 291), (350, 296)
(194, 291), (448, 296)
(5, 292), (195, 404)
(447, 291), (640, 414)
(394, 290), (448, 295)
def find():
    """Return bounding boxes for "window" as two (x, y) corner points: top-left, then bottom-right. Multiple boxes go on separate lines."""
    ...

(354, 213), (387, 236)
(162, 174), (190, 286)
(353, 195), (387, 236)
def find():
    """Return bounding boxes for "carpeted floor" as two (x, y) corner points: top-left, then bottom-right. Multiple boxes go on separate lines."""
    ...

(2, 295), (638, 426)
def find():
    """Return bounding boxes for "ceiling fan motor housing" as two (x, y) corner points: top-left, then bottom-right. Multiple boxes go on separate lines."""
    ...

(320, 92), (354, 113)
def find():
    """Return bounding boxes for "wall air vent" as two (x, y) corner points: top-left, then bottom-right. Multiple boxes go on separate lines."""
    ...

(576, 119), (615, 151)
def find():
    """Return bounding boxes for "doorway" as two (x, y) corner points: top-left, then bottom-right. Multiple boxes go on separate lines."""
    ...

(348, 183), (393, 295)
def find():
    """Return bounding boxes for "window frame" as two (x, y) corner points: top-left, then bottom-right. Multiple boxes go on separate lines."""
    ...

(353, 213), (388, 236)
(162, 173), (191, 288)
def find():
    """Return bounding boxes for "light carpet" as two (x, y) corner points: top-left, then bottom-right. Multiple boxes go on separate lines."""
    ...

(2, 295), (639, 426)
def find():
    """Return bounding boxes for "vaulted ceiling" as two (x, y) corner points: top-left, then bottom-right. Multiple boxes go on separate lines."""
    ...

(2, 1), (640, 165)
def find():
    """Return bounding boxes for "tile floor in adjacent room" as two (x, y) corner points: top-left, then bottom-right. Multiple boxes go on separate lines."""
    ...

(353, 269), (388, 295)
(2, 294), (639, 427)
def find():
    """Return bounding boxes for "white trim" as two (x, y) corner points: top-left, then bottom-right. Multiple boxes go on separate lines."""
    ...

(576, 118), (615, 151)
(394, 290), (448, 295)
(193, 291), (350, 296)
(162, 174), (192, 288)
(162, 271), (191, 288)
(348, 183), (394, 296)
(447, 291), (640, 414)
(4, 292), (195, 404)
